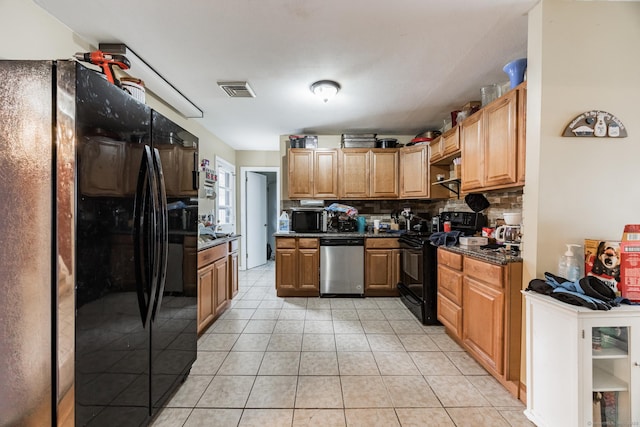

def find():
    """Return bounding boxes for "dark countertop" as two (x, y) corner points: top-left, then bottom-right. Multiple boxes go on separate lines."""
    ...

(273, 231), (404, 238)
(440, 244), (523, 265)
(198, 235), (240, 251)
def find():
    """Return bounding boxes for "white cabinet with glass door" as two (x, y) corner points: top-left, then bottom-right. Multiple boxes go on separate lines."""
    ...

(524, 292), (640, 427)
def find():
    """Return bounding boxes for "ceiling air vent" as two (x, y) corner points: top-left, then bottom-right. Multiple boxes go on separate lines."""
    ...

(217, 81), (256, 98)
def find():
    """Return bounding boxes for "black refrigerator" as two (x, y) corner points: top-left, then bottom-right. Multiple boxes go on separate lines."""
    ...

(0, 60), (198, 427)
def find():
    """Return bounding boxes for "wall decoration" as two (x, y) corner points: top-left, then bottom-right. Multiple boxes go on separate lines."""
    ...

(563, 110), (627, 138)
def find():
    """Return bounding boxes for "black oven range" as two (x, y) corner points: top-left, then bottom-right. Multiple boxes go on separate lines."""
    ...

(397, 231), (439, 325)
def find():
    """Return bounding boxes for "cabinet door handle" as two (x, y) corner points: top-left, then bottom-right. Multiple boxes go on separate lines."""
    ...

(634, 362), (640, 367)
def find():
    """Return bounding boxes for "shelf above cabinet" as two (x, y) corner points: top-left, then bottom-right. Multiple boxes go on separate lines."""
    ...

(432, 178), (461, 198)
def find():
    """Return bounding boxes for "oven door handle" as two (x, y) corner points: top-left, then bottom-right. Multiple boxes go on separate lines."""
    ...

(397, 283), (422, 306)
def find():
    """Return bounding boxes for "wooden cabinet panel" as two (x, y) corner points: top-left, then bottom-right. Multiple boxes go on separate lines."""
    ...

(275, 237), (319, 296)
(197, 264), (214, 334)
(275, 248), (297, 290)
(437, 293), (462, 339)
(370, 149), (399, 198)
(228, 243), (239, 299)
(437, 249), (463, 271)
(314, 149), (339, 198)
(213, 257), (228, 314)
(437, 265), (463, 305)
(463, 277), (504, 375)
(463, 257), (503, 288)
(429, 137), (443, 163)
(484, 90), (518, 188)
(298, 248), (319, 290)
(517, 84), (527, 185)
(365, 238), (401, 249)
(365, 250), (393, 291)
(198, 244), (227, 267)
(288, 149), (314, 198)
(460, 111), (484, 192)
(340, 149), (370, 198)
(400, 145), (429, 198)
(442, 127), (460, 156)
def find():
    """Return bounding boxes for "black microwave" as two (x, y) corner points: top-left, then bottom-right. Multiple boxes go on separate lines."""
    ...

(290, 208), (327, 233)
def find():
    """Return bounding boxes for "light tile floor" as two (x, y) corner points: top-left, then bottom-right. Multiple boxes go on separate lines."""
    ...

(152, 261), (533, 427)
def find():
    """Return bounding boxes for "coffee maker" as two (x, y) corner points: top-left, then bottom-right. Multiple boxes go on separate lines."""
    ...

(495, 212), (522, 246)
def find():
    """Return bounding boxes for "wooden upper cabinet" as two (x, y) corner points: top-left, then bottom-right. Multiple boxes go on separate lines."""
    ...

(370, 149), (399, 198)
(313, 149), (338, 198)
(339, 149), (370, 198)
(461, 83), (526, 193)
(288, 148), (314, 198)
(400, 145), (429, 198)
(484, 89), (518, 188)
(288, 148), (338, 199)
(517, 83), (527, 185)
(442, 126), (460, 156)
(429, 137), (443, 164)
(460, 111), (485, 192)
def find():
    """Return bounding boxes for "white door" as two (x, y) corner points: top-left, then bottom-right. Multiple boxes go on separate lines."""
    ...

(246, 171), (268, 269)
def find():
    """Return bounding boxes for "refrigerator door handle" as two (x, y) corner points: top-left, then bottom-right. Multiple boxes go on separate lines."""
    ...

(133, 146), (158, 327)
(151, 147), (168, 321)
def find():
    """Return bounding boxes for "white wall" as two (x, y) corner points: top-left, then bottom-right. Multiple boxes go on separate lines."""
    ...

(523, 0), (640, 286)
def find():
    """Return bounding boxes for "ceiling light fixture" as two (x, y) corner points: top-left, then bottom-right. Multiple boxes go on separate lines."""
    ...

(310, 80), (341, 103)
(99, 43), (203, 118)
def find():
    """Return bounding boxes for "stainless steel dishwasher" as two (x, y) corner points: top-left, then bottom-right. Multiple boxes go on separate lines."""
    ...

(319, 236), (364, 296)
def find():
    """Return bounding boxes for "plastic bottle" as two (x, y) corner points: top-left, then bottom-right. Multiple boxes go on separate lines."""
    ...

(558, 244), (582, 281)
(278, 211), (289, 233)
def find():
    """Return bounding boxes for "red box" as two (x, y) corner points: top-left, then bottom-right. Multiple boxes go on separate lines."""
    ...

(620, 241), (640, 302)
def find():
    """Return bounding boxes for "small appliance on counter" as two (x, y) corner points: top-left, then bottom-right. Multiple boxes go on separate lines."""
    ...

(290, 207), (327, 233)
(432, 211), (486, 234)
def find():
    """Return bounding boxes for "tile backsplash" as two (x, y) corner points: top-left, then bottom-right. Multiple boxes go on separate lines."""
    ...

(282, 189), (523, 228)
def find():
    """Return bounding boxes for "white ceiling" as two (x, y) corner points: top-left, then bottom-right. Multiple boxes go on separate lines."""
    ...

(35, 0), (536, 151)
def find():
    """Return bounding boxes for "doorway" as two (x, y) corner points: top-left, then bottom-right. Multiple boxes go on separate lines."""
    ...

(240, 167), (280, 271)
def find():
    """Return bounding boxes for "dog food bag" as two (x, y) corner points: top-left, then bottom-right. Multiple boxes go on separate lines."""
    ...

(620, 241), (640, 302)
(584, 239), (621, 295)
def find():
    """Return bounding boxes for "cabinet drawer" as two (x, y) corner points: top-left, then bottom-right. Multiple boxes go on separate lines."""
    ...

(276, 238), (297, 249)
(442, 126), (460, 156)
(438, 265), (463, 305)
(463, 257), (503, 288)
(366, 238), (401, 249)
(229, 238), (239, 253)
(298, 238), (318, 249)
(198, 244), (227, 268)
(437, 293), (462, 338)
(438, 249), (463, 270)
(429, 137), (443, 163)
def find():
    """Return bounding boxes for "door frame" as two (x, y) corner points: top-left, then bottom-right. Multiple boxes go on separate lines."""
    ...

(240, 166), (280, 271)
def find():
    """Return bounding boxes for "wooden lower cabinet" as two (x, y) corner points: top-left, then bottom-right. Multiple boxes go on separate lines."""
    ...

(228, 239), (239, 298)
(275, 237), (319, 297)
(463, 277), (504, 374)
(436, 247), (522, 398)
(364, 238), (400, 296)
(197, 264), (215, 333)
(197, 243), (231, 334)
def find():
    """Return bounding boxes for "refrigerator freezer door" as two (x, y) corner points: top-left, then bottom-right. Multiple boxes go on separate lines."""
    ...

(0, 60), (54, 427)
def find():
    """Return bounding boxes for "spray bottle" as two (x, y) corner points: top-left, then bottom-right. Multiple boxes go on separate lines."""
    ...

(558, 244), (582, 281)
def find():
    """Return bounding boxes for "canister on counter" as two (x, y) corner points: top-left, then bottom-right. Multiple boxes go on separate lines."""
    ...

(443, 221), (452, 232)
